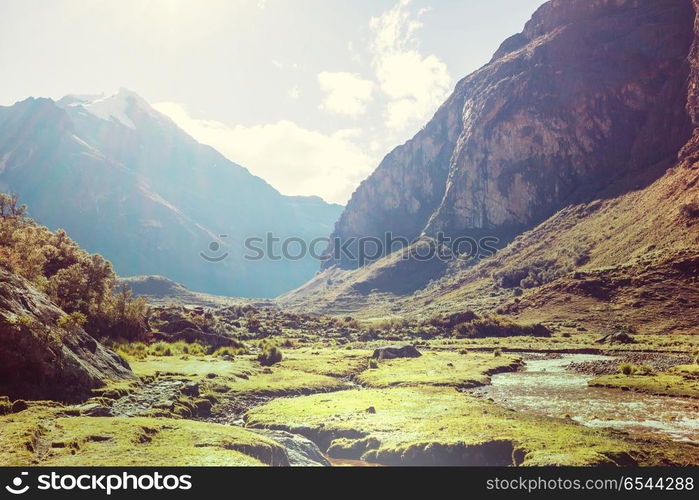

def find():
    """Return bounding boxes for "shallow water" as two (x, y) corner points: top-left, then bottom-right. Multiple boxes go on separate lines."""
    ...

(477, 354), (699, 443)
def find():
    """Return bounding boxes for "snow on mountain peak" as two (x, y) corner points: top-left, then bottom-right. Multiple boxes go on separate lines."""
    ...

(61, 89), (159, 130)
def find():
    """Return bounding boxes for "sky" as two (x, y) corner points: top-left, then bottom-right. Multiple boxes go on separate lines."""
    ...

(0, 0), (544, 204)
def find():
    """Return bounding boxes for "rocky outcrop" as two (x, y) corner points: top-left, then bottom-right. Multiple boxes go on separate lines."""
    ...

(0, 269), (134, 402)
(324, 0), (694, 270)
(679, 0), (699, 166)
(250, 429), (330, 467)
(372, 345), (422, 360)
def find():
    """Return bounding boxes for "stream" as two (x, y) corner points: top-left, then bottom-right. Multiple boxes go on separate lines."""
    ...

(475, 354), (699, 443)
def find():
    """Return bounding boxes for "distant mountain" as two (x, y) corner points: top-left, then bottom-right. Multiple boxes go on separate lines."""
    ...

(281, 0), (699, 337)
(117, 275), (267, 308)
(0, 89), (343, 297)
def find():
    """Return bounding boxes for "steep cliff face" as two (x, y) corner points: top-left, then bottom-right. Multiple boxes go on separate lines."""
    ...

(283, 0), (699, 335)
(324, 0), (694, 269)
(679, 0), (699, 165)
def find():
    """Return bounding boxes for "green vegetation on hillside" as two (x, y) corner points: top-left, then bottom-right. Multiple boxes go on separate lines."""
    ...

(0, 193), (148, 340)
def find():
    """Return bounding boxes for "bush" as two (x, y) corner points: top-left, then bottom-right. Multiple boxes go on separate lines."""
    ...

(431, 311), (478, 328)
(492, 250), (588, 289)
(455, 316), (551, 338)
(104, 339), (148, 360)
(620, 363), (636, 376)
(493, 348), (502, 357)
(258, 342), (283, 366)
(56, 311), (87, 332)
(680, 202), (699, 219)
(246, 316), (262, 333)
(0, 194), (148, 340)
(212, 346), (242, 358)
(368, 358), (379, 369)
(183, 343), (208, 356)
(149, 342), (173, 357)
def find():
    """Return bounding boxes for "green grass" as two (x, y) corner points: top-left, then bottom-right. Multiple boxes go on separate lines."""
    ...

(245, 386), (699, 466)
(356, 351), (521, 389)
(278, 348), (372, 377)
(589, 365), (699, 398)
(226, 367), (348, 396)
(0, 404), (286, 466)
(128, 354), (348, 397)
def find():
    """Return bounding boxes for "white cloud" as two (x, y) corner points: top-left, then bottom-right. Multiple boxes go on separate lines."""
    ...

(287, 85), (300, 100)
(153, 102), (377, 204)
(369, 0), (452, 130)
(318, 71), (374, 117)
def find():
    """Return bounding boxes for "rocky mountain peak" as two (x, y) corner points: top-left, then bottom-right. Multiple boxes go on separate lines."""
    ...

(322, 0), (694, 271)
(58, 88), (167, 130)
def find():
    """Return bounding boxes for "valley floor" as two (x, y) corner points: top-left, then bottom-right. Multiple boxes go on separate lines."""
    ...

(1, 326), (697, 467)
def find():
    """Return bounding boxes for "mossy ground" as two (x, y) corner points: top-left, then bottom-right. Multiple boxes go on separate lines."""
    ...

(127, 352), (351, 397)
(2, 338), (697, 467)
(245, 386), (699, 466)
(590, 364), (699, 398)
(278, 348), (372, 377)
(0, 403), (285, 466)
(356, 351), (522, 388)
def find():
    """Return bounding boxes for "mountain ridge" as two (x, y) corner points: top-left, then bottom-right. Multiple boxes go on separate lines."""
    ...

(280, 0), (699, 338)
(0, 90), (342, 298)
(321, 0), (693, 271)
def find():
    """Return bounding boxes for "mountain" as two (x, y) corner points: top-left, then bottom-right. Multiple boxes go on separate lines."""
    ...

(116, 275), (268, 308)
(281, 0), (699, 336)
(322, 0), (693, 271)
(0, 89), (342, 297)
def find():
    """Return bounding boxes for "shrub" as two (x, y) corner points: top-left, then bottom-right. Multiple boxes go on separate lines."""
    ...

(620, 363), (636, 376)
(246, 316), (262, 333)
(343, 317), (361, 329)
(455, 316), (551, 338)
(492, 252), (587, 289)
(0, 194), (148, 340)
(212, 346), (241, 358)
(105, 340), (148, 360)
(368, 358), (379, 369)
(680, 202), (699, 219)
(56, 311), (88, 334)
(183, 343), (208, 356)
(149, 342), (173, 357)
(258, 342), (283, 366)
(493, 348), (502, 357)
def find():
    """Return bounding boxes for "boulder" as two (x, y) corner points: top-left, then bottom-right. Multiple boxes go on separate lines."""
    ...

(158, 319), (201, 334)
(180, 382), (200, 397)
(372, 344), (422, 360)
(251, 429), (330, 467)
(594, 332), (636, 344)
(0, 269), (135, 402)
